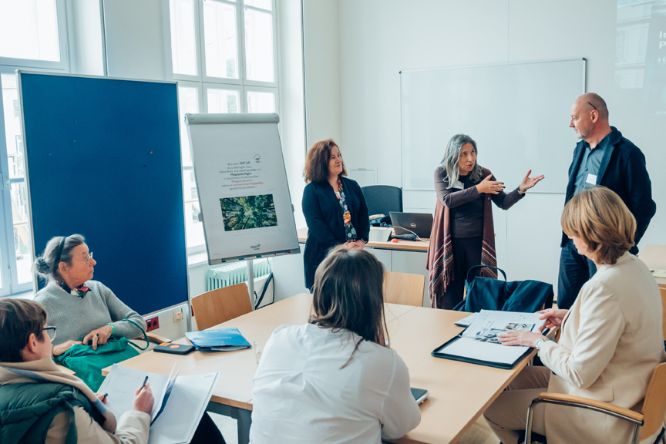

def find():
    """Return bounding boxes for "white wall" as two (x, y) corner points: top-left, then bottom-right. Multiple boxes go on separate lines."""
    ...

(302, 0), (665, 290)
(101, 0), (169, 80)
(302, 0), (342, 146)
(66, 0), (105, 75)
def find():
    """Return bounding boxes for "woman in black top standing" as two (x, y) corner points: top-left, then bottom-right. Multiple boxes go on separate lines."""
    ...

(302, 139), (369, 289)
(426, 134), (544, 309)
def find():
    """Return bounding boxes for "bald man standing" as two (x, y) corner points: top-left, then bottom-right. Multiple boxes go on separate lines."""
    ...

(557, 93), (656, 309)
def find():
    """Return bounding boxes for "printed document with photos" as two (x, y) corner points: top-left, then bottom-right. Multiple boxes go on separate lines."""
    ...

(435, 310), (545, 367)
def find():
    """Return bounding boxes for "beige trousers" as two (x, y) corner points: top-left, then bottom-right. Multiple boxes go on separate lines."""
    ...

(483, 366), (550, 444)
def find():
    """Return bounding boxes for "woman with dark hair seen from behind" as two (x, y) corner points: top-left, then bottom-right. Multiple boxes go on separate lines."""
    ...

(427, 134), (544, 309)
(251, 248), (421, 443)
(301, 139), (369, 289)
(34, 234), (146, 357)
(484, 187), (664, 444)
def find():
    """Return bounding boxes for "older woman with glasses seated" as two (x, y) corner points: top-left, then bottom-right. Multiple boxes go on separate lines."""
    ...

(34, 234), (146, 357)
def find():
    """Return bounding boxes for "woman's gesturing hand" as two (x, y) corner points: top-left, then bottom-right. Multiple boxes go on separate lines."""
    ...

(476, 174), (505, 195)
(518, 169), (545, 193)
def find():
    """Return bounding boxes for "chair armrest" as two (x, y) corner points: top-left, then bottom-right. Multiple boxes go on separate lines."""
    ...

(146, 332), (172, 344)
(535, 392), (643, 423)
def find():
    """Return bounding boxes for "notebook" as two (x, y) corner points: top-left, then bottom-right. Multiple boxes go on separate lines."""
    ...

(99, 365), (218, 444)
(186, 327), (251, 351)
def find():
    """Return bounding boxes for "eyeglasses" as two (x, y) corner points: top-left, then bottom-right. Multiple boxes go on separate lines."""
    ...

(79, 251), (93, 262)
(586, 101), (598, 111)
(42, 325), (57, 341)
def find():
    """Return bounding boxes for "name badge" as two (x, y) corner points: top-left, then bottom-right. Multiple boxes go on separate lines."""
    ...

(586, 173), (597, 185)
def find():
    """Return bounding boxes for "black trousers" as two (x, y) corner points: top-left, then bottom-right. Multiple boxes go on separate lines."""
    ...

(190, 412), (226, 444)
(443, 236), (482, 309)
(557, 239), (597, 310)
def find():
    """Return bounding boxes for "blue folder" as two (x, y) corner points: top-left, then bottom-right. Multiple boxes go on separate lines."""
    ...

(186, 328), (251, 351)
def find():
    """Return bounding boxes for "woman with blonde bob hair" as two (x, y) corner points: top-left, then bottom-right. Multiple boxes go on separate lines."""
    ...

(251, 248), (421, 443)
(484, 187), (664, 444)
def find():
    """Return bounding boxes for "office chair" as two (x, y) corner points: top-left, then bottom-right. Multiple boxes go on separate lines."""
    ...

(362, 185), (402, 225)
(383, 271), (425, 306)
(191, 283), (253, 330)
(525, 363), (666, 444)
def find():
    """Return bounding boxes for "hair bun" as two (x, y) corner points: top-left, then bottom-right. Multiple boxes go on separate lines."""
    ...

(34, 257), (52, 275)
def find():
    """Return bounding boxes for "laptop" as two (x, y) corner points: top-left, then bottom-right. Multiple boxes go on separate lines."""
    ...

(389, 212), (433, 239)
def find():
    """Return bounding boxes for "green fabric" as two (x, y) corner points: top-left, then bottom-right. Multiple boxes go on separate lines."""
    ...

(0, 382), (95, 444)
(54, 337), (139, 391)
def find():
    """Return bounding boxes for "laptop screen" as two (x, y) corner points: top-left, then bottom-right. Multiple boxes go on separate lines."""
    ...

(389, 212), (433, 238)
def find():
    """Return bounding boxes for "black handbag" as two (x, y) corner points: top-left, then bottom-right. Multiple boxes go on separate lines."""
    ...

(455, 265), (554, 313)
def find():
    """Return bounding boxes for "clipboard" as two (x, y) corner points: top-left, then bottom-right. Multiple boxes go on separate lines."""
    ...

(431, 333), (533, 369)
(431, 310), (544, 369)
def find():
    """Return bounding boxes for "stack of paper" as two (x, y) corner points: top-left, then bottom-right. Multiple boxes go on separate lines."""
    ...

(99, 365), (219, 444)
(186, 327), (251, 351)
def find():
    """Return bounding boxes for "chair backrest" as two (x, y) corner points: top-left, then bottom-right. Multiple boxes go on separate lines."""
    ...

(191, 283), (252, 330)
(639, 362), (666, 439)
(659, 287), (666, 342)
(362, 185), (402, 216)
(383, 271), (424, 307)
(461, 267), (553, 313)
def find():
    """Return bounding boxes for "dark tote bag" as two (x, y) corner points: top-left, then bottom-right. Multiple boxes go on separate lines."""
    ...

(455, 265), (554, 313)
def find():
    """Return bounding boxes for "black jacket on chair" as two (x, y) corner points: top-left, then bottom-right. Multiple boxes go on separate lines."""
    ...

(302, 177), (369, 288)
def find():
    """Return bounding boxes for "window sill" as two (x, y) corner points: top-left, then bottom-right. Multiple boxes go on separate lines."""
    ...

(187, 251), (209, 267)
(5, 290), (34, 299)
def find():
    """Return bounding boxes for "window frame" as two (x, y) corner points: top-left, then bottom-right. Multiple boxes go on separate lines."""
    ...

(165, 0), (280, 254)
(0, 1), (70, 296)
(0, 0), (71, 72)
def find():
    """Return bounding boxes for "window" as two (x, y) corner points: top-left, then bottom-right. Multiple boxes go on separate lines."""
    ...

(168, 0), (279, 252)
(0, 0), (69, 296)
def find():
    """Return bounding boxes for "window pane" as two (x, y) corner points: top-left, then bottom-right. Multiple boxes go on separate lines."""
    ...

(11, 182), (32, 285)
(1, 75), (25, 179)
(207, 88), (240, 113)
(204, 1), (239, 79)
(183, 169), (205, 248)
(244, 8), (274, 82)
(169, 0), (198, 75)
(245, 0), (272, 11)
(247, 90), (275, 113)
(0, 0), (60, 61)
(177, 86), (200, 167)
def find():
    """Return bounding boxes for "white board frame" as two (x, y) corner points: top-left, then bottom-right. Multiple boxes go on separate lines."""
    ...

(400, 58), (587, 194)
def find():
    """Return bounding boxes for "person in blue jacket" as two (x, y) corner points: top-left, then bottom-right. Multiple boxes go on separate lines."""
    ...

(557, 92), (656, 309)
(301, 139), (369, 289)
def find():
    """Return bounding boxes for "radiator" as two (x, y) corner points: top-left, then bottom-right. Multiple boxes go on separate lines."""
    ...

(205, 259), (274, 308)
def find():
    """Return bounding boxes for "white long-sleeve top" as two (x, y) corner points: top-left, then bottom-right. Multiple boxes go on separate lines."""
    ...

(250, 323), (421, 444)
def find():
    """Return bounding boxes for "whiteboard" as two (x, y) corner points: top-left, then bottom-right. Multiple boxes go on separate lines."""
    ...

(400, 59), (586, 193)
(186, 113), (299, 264)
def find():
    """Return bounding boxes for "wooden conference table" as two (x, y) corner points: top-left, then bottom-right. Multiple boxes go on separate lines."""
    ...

(109, 294), (534, 444)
